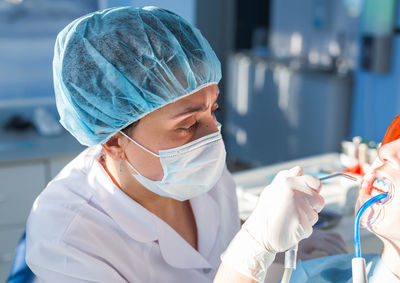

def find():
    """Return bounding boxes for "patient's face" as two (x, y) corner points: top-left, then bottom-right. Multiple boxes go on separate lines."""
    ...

(357, 139), (400, 241)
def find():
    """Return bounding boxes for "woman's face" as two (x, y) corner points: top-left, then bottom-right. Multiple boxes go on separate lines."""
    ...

(123, 84), (220, 181)
(357, 139), (400, 241)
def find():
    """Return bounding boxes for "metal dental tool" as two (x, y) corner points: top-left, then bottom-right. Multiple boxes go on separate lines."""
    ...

(319, 172), (358, 182)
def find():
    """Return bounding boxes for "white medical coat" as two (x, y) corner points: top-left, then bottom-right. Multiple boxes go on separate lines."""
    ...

(26, 146), (240, 283)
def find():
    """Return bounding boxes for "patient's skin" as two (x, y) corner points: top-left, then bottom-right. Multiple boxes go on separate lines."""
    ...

(357, 138), (400, 279)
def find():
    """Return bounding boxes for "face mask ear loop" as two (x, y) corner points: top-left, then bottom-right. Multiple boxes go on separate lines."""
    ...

(125, 158), (140, 175)
(119, 131), (160, 158)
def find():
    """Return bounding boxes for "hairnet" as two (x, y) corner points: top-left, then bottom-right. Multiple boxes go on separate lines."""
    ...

(53, 6), (221, 146)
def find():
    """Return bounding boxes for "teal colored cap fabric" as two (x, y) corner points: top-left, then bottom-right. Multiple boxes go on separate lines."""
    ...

(53, 6), (221, 146)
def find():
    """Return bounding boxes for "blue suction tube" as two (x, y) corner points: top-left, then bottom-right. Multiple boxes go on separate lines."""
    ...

(354, 192), (388, 258)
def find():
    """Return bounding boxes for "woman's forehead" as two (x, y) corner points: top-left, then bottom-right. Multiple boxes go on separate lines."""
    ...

(177, 84), (219, 104)
(148, 85), (219, 119)
(178, 86), (219, 105)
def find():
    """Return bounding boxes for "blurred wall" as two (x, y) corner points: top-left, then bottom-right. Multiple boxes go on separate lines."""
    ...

(0, 0), (197, 109)
(270, 0), (359, 70)
(128, 0), (196, 25)
(0, 0), (99, 112)
(196, 0), (236, 123)
(350, 1), (400, 142)
(269, 0), (400, 143)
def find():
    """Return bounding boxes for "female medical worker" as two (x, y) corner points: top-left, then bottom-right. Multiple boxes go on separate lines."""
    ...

(26, 6), (325, 283)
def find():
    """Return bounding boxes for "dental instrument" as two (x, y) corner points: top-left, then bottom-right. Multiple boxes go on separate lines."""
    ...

(281, 172), (357, 283)
(318, 172), (358, 182)
(352, 192), (388, 283)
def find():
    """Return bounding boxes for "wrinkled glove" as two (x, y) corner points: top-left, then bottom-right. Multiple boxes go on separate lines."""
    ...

(221, 166), (324, 282)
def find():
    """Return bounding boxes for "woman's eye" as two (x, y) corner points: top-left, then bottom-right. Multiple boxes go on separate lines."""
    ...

(212, 105), (221, 114)
(180, 122), (199, 132)
(213, 107), (221, 114)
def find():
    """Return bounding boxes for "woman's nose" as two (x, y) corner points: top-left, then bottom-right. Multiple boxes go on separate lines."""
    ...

(378, 139), (400, 169)
(193, 114), (218, 140)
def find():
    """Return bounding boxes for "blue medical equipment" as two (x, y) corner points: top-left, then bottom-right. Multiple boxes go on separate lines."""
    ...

(352, 192), (388, 283)
(6, 231), (35, 283)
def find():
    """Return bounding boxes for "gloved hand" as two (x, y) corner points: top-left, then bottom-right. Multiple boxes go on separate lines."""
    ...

(220, 166), (324, 282)
(244, 166), (324, 253)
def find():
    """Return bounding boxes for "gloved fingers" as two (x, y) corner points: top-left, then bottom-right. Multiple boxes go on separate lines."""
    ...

(296, 202), (317, 237)
(307, 190), (325, 213)
(290, 175), (321, 191)
(300, 200), (319, 226)
(293, 191), (320, 225)
(302, 175), (322, 192)
(293, 188), (325, 213)
(301, 222), (313, 240)
(290, 177), (322, 196)
(287, 166), (303, 176)
(274, 166), (303, 179)
(283, 176), (323, 215)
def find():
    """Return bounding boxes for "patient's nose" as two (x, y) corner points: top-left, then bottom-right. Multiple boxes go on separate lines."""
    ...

(379, 139), (400, 170)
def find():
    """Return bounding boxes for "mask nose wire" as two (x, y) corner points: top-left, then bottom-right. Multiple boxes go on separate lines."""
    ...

(119, 131), (160, 158)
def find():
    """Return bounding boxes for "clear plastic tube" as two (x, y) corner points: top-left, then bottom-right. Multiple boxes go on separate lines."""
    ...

(282, 244), (298, 283)
(281, 268), (293, 283)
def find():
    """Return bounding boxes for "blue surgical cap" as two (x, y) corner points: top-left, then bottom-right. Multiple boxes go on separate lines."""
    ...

(53, 6), (221, 146)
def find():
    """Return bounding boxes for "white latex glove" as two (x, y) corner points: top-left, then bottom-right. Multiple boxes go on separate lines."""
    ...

(221, 166), (324, 282)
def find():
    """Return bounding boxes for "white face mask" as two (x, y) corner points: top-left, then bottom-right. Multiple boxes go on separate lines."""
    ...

(120, 124), (226, 201)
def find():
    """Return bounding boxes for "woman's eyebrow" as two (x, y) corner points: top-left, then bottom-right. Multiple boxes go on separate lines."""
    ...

(170, 93), (219, 119)
(170, 104), (209, 119)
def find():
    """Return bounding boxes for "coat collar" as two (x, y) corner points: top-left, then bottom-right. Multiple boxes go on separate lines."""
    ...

(154, 191), (220, 269)
(88, 147), (157, 243)
(86, 146), (221, 269)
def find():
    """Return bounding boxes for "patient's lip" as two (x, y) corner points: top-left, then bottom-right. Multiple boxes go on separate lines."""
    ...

(359, 170), (393, 206)
(359, 172), (375, 197)
(359, 172), (381, 203)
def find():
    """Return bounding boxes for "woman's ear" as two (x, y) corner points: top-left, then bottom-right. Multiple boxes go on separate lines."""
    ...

(101, 133), (126, 161)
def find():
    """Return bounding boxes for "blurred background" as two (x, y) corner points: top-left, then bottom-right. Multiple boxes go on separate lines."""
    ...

(0, 0), (399, 280)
